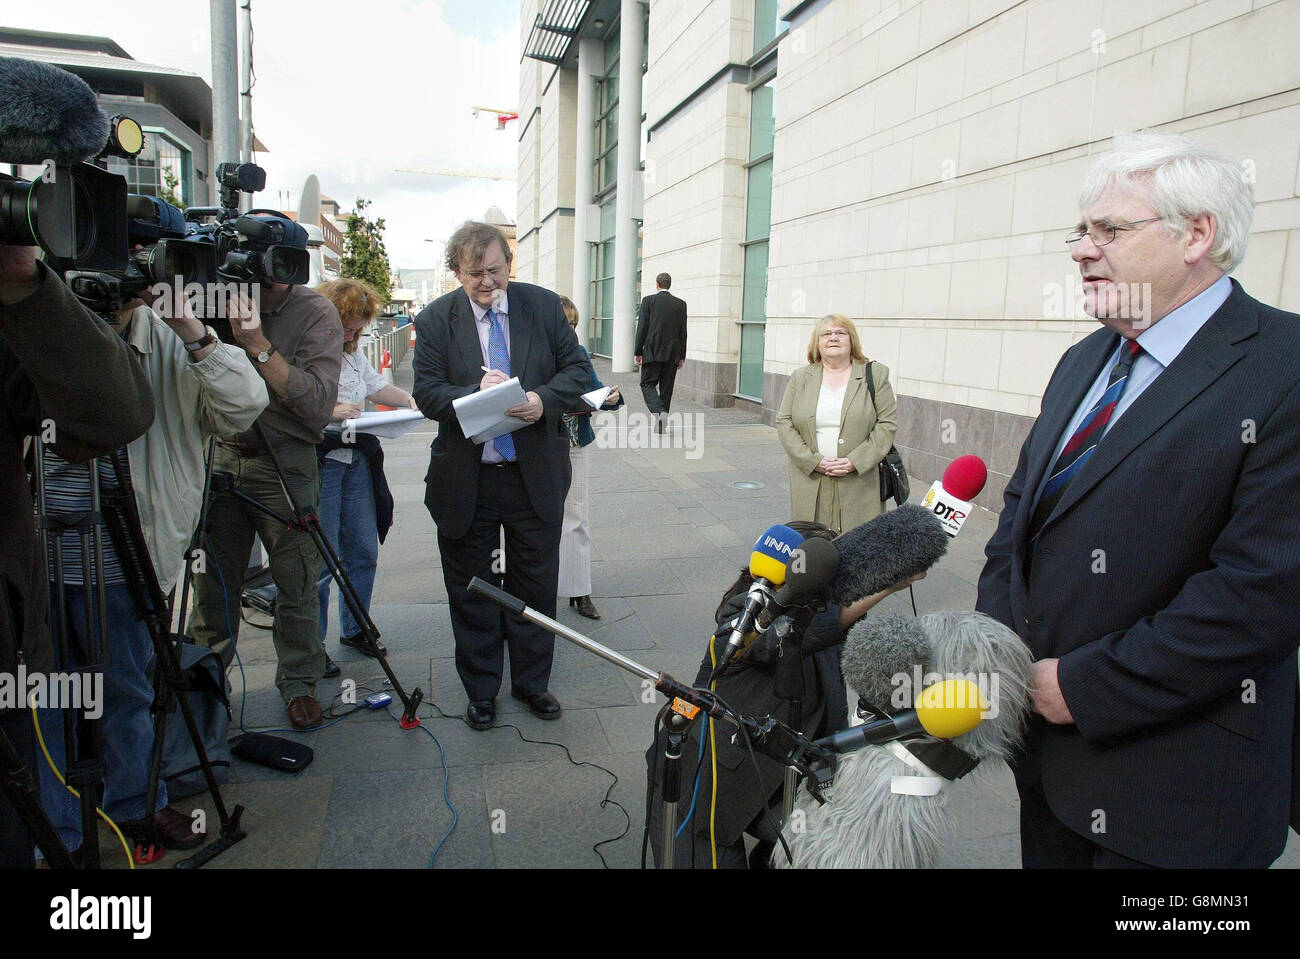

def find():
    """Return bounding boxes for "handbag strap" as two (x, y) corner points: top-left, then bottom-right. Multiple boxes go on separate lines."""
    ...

(865, 360), (876, 410)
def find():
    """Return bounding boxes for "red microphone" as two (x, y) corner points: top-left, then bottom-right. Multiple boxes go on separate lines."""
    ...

(921, 454), (988, 536)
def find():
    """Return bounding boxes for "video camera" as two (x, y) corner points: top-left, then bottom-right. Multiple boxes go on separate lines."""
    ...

(188, 161), (310, 287)
(64, 194), (217, 313)
(0, 112), (142, 273)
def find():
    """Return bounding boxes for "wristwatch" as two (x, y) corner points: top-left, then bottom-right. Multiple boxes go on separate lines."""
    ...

(183, 328), (218, 356)
(255, 345), (277, 364)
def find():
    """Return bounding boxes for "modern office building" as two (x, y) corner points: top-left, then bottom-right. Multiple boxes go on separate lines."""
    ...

(514, 0), (1300, 506)
(0, 27), (215, 208)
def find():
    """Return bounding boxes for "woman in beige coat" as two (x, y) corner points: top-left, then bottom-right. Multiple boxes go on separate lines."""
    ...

(776, 314), (899, 533)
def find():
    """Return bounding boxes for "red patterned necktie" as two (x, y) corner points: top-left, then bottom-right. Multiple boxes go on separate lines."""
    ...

(1030, 338), (1141, 539)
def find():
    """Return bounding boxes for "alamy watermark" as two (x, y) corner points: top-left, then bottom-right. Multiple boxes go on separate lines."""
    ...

(147, 276), (261, 323)
(0, 667), (103, 719)
(1043, 274), (1153, 329)
(890, 667), (1001, 720)
(592, 409), (704, 460)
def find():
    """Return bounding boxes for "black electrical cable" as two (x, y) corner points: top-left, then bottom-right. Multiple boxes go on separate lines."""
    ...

(424, 697), (630, 868)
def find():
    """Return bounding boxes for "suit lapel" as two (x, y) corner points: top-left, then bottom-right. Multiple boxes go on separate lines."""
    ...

(841, 361), (866, 430)
(506, 286), (533, 379)
(1040, 284), (1256, 532)
(1022, 332), (1117, 522)
(452, 291), (484, 380)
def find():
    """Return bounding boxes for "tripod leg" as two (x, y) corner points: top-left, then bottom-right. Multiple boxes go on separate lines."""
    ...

(0, 716), (77, 869)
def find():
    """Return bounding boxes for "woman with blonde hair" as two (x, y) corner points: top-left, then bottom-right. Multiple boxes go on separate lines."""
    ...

(775, 314), (898, 534)
(315, 277), (418, 676)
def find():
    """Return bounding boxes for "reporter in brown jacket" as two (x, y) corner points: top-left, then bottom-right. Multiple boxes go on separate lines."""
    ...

(776, 314), (898, 534)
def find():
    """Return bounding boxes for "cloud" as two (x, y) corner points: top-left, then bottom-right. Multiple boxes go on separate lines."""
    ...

(4, 0), (520, 267)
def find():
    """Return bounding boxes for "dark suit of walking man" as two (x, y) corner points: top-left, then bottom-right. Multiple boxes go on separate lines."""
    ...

(635, 272), (688, 427)
(412, 222), (589, 729)
(976, 132), (1300, 868)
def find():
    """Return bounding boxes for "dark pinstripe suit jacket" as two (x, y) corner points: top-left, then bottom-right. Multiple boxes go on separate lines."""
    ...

(977, 280), (1300, 867)
(411, 283), (590, 539)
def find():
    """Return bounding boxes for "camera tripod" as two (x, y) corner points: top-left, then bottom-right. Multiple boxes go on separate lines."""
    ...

(26, 439), (246, 869)
(201, 423), (423, 726)
(100, 447), (246, 868)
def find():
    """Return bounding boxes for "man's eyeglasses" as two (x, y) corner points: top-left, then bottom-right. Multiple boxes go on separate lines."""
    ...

(1065, 217), (1162, 247)
(463, 264), (506, 280)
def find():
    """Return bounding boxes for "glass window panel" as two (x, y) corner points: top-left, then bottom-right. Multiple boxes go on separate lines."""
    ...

(741, 241), (769, 324)
(745, 158), (773, 242)
(738, 323), (766, 399)
(749, 82), (775, 159)
(600, 199), (617, 240)
(603, 110), (619, 152)
(753, 0), (781, 53)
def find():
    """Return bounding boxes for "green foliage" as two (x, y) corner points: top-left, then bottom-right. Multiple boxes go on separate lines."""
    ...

(160, 166), (186, 209)
(340, 197), (393, 300)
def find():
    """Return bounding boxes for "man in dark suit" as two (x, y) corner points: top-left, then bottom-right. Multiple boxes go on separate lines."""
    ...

(412, 222), (589, 729)
(977, 132), (1300, 868)
(635, 272), (688, 431)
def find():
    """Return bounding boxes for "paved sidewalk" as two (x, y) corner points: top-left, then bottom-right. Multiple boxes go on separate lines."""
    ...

(123, 355), (1295, 870)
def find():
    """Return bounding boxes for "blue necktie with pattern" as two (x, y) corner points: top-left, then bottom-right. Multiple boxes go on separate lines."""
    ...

(487, 308), (515, 460)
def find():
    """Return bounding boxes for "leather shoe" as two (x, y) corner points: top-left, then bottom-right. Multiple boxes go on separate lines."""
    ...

(511, 687), (561, 720)
(287, 695), (324, 729)
(340, 631), (387, 657)
(322, 651), (340, 678)
(571, 595), (601, 620)
(466, 698), (496, 730)
(122, 805), (204, 850)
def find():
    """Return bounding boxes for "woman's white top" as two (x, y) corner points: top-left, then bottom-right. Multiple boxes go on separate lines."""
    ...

(815, 381), (846, 459)
(328, 349), (388, 464)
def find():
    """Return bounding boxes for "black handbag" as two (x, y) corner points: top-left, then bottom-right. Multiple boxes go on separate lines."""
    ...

(865, 361), (909, 507)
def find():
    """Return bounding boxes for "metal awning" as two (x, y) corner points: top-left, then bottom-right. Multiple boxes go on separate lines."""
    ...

(523, 0), (590, 64)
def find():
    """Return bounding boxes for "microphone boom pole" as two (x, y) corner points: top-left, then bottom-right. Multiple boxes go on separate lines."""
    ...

(466, 578), (841, 810)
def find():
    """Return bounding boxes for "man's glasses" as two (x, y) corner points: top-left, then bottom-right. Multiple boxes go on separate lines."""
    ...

(463, 264), (506, 280)
(1065, 217), (1162, 247)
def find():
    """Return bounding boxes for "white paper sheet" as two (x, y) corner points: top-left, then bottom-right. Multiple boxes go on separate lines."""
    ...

(581, 386), (612, 409)
(326, 408), (427, 440)
(451, 376), (530, 444)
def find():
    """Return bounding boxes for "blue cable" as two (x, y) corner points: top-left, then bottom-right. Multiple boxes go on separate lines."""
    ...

(385, 706), (458, 868)
(675, 717), (709, 838)
(207, 538), (458, 865)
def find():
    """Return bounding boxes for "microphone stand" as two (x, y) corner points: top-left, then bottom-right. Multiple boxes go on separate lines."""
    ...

(769, 611), (810, 826)
(657, 706), (696, 870)
(465, 577), (839, 865)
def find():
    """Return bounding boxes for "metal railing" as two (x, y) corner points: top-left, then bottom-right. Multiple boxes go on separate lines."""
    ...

(362, 321), (412, 376)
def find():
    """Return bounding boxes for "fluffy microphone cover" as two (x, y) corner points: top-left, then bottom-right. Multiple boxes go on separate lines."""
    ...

(0, 57), (109, 164)
(829, 504), (948, 606)
(775, 611), (1031, 869)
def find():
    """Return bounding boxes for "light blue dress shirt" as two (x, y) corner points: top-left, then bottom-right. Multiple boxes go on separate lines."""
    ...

(1034, 274), (1233, 506)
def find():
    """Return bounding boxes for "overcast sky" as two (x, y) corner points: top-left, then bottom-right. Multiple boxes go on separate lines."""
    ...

(6, 0), (521, 269)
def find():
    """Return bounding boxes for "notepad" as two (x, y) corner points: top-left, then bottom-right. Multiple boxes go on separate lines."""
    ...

(452, 376), (530, 444)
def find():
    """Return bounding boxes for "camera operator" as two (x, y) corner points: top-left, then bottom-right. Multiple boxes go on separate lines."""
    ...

(0, 244), (154, 869)
(33, 278), (268, 860)
(188, 279), (343, 730)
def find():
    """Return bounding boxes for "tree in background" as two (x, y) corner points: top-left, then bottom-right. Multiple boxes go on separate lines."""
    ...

(340, 197), (393, 300)
(160, 166), (185, 209)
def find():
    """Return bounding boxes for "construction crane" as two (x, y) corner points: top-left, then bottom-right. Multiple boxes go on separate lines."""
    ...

(396, 167), (518, 182)
(471, 106), (520, 130)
